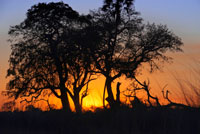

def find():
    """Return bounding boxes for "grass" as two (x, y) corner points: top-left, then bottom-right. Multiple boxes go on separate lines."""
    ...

(172, 59), (200, 107)
(0, 106), (199, 134)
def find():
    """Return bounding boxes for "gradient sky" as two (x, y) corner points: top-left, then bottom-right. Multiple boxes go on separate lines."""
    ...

(0, 0), (200, 107)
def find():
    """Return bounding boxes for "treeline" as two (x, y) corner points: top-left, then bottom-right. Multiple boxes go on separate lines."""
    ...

(4, 0), (183, 112)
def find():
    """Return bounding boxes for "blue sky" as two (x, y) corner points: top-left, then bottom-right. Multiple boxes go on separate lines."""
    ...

(0, 0), (200, 44)
(135, 0), (200, 45)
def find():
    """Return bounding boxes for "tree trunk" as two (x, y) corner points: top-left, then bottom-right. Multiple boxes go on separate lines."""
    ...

(105, 77), (116, 108)
(74, 91), (82, 113)
(102, 79), (107, 108)
(60, 89), (71, 112)
(116, 82), (121, 106)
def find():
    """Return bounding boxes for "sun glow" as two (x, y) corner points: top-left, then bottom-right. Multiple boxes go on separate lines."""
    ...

(5, 49), (200, 112)
(17, 73), (166, 112)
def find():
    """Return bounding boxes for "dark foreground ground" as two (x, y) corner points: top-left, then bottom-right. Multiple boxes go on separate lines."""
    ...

(0, 107), (200, 134)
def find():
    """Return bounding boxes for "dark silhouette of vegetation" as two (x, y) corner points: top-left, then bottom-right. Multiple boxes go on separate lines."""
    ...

(88, 0), (183, 108)
(5, 0), (183, 112)
(6, 2), (95, 112)
(2, 1), (200, 133)
(124, 77), (192, 110)
(0, 108), (199, 134)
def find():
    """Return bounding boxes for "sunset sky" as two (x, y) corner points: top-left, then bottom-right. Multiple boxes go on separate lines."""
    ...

(0, 0), (200, 109)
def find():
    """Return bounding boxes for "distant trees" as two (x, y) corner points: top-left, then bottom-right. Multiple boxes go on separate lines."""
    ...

(5, 0), (183, 112)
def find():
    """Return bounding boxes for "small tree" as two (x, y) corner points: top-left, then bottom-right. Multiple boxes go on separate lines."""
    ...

(89, 0), (183, 108)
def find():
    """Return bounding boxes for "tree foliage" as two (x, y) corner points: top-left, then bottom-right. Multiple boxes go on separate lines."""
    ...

(6, 2), (93, 112)
(88, 0), (183, 108)
(5, 0), (183, 111)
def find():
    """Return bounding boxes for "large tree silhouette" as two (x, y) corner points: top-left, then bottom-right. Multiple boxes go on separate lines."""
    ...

(6, 0), (183, 111)
(89, 0), (183, 108)
(6, 2), (93, 112)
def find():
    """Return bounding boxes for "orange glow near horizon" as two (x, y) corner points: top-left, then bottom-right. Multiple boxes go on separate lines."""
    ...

(0, 45), (200, 112)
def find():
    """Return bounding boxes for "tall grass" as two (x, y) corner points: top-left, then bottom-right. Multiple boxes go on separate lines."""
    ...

(172, 59), (200, 107)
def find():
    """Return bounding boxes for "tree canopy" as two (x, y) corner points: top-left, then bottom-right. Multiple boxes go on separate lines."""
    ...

(6, 2), (94, 112)
(5, 0), (183, 111)
(87, 0), (183, 108)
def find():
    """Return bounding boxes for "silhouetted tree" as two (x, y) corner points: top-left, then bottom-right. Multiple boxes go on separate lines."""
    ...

(89, 0), (183, 108)
(6, 2), (93, 112)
